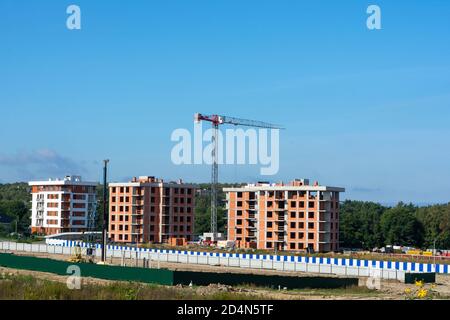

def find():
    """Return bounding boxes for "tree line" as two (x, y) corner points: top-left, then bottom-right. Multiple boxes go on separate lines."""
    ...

(0, 183), (31, 235)
(340, 200), (450, 250)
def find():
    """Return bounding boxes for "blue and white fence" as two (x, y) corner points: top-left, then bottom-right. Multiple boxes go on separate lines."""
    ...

(1, 240), (449, 281)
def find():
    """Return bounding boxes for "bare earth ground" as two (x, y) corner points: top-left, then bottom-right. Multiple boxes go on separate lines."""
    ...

(1, 251), (450, 300)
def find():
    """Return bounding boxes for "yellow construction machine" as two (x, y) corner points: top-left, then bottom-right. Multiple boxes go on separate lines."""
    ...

(67, 245), (86, 263)
(67, 244), (97, 263)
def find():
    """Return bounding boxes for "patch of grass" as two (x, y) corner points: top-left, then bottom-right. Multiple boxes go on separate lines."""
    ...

(0, 274), (260, 300)
(289, 286), (380, 297)
(236, 283), (380, 297)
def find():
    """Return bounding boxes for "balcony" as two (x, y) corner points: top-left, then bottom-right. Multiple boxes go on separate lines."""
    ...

(318, 213), (330, 222)
(319, 234), (331, 243)
(319, 192), (332, 202)
(132, 219), (143, 226)
(132, 200), (144, 207)
(162, 210), (170, 216)
(132, 209), (143, 216)
(131, 235), (143, 243)
(318, 222), (331, 233)
(274, 192), (284, 199)
(161, 200), (171, 206)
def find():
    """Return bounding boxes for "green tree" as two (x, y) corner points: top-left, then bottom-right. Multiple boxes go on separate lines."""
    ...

(340, 200), (386, 249)
(192, 183), (243, 236)
(380, 203), (424, 247)
(0, 200), (30, 233)
(194, 194), (210, 235)
(0, 183), (30, 202)
(416, 203), (450, 249)
(194, 193), (226, 235)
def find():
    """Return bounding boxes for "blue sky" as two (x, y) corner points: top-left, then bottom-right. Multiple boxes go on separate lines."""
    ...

(1, 0), (450, 204)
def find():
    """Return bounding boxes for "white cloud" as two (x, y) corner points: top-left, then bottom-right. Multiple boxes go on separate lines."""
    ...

(0, 149), (88, 181)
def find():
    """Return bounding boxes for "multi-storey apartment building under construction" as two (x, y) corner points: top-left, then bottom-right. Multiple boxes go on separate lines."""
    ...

(29, 176), (97, 235)
(224, 179), (345, 253)
(108, 176), (195, 245)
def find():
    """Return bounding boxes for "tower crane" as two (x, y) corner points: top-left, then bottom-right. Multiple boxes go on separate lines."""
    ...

(194, 113), (284, 239)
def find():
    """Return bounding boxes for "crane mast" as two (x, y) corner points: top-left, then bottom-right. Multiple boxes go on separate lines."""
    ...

(194, 113), (283, 239)
(211, 122), (219, 236)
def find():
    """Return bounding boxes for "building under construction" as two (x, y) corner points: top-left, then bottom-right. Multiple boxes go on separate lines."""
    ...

(224, 179), (345, 253)
(108, 176), (195, 246)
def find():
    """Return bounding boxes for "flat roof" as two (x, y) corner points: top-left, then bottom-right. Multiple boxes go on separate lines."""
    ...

(108, 182), (195, 188)
(223, 185), (345, 192)
(29, 180), (97, 187)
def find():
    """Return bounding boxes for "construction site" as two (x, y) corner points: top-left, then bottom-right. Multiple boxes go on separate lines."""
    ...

(0, 109), (448, 301)
(1, 240), (450, 300)
(2, 4), (450, 319)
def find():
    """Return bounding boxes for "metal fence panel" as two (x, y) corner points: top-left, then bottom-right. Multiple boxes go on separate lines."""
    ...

(319, 264), (332, 274)
(307, 264), (320, 273)
(229, 258), (240, 267)
(332, 266), (346, 275)
(208, 257), (220, 266)
(167, 254), (178, 263)
(346, 266), (359, 276)
(187, 255), (198, 264)
(250, 259), (263, 269)
(239, 259), (251, 268)
(284, 262), (295, 271)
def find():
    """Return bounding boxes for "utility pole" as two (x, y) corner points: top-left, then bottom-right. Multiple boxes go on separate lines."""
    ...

(433, 238), (437, 272)
(101, 159), (109, 263)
